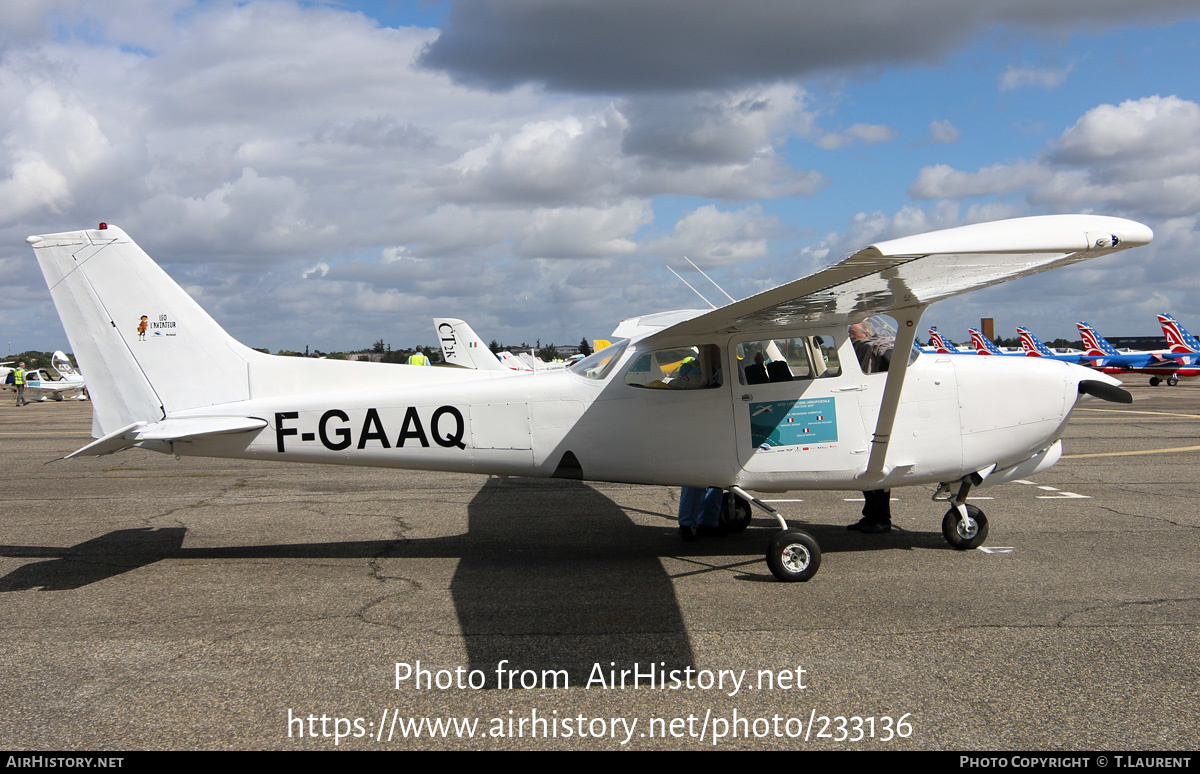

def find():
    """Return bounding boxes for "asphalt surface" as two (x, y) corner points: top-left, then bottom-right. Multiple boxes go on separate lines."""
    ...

(1, 385), (1197, 750)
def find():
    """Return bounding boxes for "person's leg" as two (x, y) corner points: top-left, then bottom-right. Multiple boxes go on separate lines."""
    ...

(695, 487), (725, 534)
(678, 487), (705, 541)
(847, 489), (892, 532)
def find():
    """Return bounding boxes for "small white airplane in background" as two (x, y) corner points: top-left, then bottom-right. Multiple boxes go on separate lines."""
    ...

(435, 317), (569, 373)
(29, 215), (1150, 582)
(435, 318), (511, 372)
(2, 350), (88, 401)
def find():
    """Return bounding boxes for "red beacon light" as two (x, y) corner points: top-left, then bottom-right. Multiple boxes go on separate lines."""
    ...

(98, 222), (107, 230)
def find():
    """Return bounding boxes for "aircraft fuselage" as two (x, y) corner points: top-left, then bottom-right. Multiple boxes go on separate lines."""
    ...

(170, 334), (1096, 493)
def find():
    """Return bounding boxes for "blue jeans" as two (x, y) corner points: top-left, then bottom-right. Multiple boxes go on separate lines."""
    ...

(678, 487), (723, 527)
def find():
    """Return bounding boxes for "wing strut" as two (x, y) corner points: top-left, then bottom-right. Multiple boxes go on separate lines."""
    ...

(857, 305), (927, 484)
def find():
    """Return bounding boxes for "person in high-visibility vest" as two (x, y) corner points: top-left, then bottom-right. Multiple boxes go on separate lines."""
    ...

(13, 362), (28, 406)
(407, 345), (431, 366)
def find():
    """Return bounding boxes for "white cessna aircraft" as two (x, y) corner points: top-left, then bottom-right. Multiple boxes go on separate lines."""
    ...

(29, 215), (1149, 582)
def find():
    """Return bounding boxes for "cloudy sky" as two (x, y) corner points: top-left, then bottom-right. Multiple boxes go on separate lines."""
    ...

(4, 0), (1200, 355)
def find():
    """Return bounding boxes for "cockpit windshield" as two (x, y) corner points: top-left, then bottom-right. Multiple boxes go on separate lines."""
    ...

(568, 339), (629, 380)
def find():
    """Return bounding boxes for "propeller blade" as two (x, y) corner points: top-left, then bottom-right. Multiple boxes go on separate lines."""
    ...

(1078, 379), (1133, 404)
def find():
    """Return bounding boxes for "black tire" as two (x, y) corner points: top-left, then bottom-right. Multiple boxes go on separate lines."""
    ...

(721, 492), (753, 533)
(766, 530), (821, 582)
(1168, 374), (1180, 387)
(941, 504), (989, 550)
(1150, 377), (1161, 386)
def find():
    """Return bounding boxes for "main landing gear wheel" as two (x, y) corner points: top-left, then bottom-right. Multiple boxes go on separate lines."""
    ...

(1168, 374), (1180, 387)
(727, 487), (823, 583)
(941, 504), (989, 550)
(1150, 377), (1161, 386)
(721, 493), (753, 533)
(766, 529), (821, 582)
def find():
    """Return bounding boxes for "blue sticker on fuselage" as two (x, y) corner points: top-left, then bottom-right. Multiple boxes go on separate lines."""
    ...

(749, 397), (837, 448)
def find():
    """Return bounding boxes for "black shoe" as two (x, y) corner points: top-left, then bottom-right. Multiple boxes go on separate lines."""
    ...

(859, 520), (892, 534)
(679, 525), (698, 542)
(697, 524), (727, 537)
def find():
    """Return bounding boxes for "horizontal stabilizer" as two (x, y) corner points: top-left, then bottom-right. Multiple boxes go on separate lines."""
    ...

(63, 416), (267, 459)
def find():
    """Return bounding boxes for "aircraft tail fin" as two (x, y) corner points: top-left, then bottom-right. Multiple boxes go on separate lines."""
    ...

(927, 327), (956, 353)
(1158, 313), (1200, 354)
(1016, 327), (1054, 357)
(968, 328), (1004, 355)
(496, 351), (532, 371)
(1076, 321), (1120, 357)
(28, 224), (257, 437)
(434, 318), (508, 371)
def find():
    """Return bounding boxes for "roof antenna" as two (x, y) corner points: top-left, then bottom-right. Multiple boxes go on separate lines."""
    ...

(683, 256), (737, 303)
(665, 265), (717, 309)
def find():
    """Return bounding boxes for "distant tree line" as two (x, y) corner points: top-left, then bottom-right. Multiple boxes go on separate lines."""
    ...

(2, 350), (63, 368)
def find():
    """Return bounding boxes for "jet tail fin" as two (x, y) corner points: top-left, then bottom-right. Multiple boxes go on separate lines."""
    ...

(968, 328), (1004, 355)
(928, 327), (955, 353)
(1076, 321), (1120, 358)
(1016, 327), (1054, 357)
(1159, 313), (1200, 354)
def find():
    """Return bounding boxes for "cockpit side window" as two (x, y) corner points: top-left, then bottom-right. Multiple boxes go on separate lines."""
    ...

(847, 315), (917, 374)
(624, 344), (723, 390)
(735, 336), (842, 385)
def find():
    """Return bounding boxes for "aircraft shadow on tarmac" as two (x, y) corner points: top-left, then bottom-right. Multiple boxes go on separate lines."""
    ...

(0, 479), (949, 683)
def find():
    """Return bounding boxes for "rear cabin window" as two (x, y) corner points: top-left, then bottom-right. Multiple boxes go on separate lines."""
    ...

(735, 336), (842, 385)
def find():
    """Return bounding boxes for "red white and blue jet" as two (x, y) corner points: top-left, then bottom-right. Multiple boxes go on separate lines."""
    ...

(1077, 320), (1199, 386)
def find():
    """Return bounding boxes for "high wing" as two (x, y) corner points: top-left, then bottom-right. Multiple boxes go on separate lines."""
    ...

(638, 214), (1151, 482)
(640, 215), (1152, 344)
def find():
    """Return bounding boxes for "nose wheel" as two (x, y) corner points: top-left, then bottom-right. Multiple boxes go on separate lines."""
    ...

(934, 476), (990, 550)
(941, 503), (989, 550)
